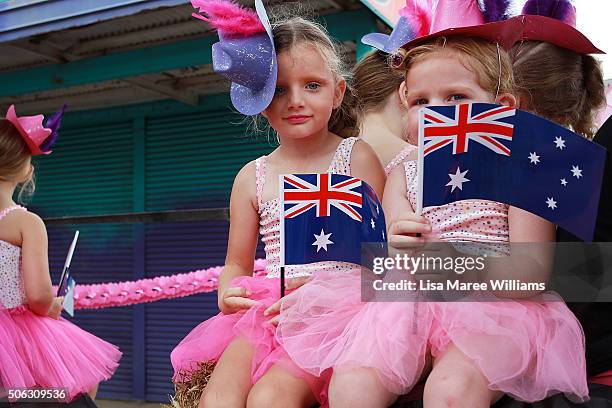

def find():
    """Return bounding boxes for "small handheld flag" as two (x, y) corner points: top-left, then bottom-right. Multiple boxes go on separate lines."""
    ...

(417, 103), (606, 241)
(279, 173), (386, 296)
(57, 231), (79, 317)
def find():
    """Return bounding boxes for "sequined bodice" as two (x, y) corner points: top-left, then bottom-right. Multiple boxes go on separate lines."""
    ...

(256, 138), (359, 278)
(0, 206), (26, 309)
(404, 161), (509, 243)
(385, 144), (417, 176)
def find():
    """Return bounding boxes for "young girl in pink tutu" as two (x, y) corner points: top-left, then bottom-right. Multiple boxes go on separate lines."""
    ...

(170, 1), (385, 407)
(387, 33), (588, 407)
(0, 105), (121, 403)
(278, 32), (589, 408)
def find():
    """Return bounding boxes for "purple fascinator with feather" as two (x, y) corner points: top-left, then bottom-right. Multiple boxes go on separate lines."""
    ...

(5, 104), (66, 156)
(191, 0), (277, 115)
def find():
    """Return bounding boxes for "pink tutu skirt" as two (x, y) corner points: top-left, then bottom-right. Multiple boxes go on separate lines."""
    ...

(170, 275), (328, 404)
(429, 291), (589, 402)
(0, 306), (121, 402)
(278, 271), (588, 402)
(277, 270), (433, 396)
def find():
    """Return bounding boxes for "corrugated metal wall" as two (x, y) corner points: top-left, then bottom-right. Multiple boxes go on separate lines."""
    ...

(31, 99), (273, 402)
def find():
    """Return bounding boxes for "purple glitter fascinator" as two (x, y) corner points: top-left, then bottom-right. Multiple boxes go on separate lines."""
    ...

(361, 16), (417, 53)
(361, 0), (432, 54)
(192, 0), (277, 115)
(5, 104), (66, 156)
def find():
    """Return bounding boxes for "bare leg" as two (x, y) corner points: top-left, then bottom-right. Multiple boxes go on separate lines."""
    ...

(246, 363), (317, 408)
(423, 344), (503, 408)
(199, 337), (254, 408)
(328, 368), (398, 408)
(88, 384), (98, 400)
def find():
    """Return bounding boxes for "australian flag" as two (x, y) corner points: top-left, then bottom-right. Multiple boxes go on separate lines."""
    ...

(280, 173), (386, 266)
(418, 103), (606, 242)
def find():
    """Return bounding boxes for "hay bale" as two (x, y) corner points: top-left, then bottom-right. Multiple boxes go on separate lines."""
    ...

(165, 361), (217, 408)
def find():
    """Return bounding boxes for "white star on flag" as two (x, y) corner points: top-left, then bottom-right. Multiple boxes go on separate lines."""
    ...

(312, 229), (333, 252)
(571, 165), (583, 179)
(371, 219), (375, 229)
(446, 167), (470, 192)
(554, 136), (566, 150)
(560, 178), (568, 187)
(528, 152), (540, 164)
(546, 197), (557, 210)
(375, 205), (379, 215)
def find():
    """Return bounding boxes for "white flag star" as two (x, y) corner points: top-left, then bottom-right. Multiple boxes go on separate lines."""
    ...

(528, 152), (540, 164)
(446, 167), (470, 192)
(560, 178), (568, 187)
(371, 219), (375, 229)
(375, 204), (379, 215)
(546, 197), (557, 210)
(312, 229), (333, 252)
(571, 165), (583, 179)
(554, 136), (566, 150)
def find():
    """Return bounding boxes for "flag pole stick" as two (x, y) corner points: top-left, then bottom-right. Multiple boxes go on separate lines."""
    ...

(281, 266), (285, 298)
(279, 174), (286, 299)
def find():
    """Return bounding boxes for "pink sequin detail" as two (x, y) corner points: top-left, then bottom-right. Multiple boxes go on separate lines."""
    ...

(404, 161), (509, 242)
(255, 138), (360, 278)
(0, 206), (27, 309)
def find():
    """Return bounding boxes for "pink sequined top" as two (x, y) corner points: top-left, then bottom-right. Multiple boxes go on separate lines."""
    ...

(0, 206), (27, 309)
(255, 137), (360, 278)
(404, 161), (510, 243)
(384, 144), (417, 176)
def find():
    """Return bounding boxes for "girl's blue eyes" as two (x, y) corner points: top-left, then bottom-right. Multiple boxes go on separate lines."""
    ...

(412, 95), (467, 106)
(273, 83), (321, 95)
(448, 94), (466, 102)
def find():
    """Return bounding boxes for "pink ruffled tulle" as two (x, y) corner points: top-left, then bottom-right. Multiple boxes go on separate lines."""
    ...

(278, 271), (589, 402)
(429, 291), (589, 403)
(277, 270), (433, 396)
(0, 306), (121, 402)
(170, 275), (328, 404)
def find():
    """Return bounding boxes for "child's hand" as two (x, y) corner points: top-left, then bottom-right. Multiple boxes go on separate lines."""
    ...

(219, 287), (257, 315)
(264, 276), (311, 326)
(388, 212), (432, 249)
(47, 297), (64, 320)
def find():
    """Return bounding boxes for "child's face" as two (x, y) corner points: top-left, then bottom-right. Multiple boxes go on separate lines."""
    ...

(263, 43), (345, 140)
(403, 54), (496, 143)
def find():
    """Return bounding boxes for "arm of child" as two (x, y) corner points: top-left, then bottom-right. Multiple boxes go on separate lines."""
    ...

(350, 140), (386, 200)
(485, 206), (555, 298)
(20, 212), (54, 316)
(218, 161), (260, 315)
(383, 164), (431, 249)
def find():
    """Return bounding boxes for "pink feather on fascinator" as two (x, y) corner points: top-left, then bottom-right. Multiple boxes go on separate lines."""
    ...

(400, 0), (433, 37)
(191, 0), (265, 37)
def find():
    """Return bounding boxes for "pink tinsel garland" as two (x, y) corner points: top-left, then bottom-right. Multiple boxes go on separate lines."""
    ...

(64, 259), (267, 310)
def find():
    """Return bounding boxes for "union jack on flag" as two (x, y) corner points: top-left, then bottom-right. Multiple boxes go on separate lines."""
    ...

(282, 173), (363, 221)
(422, 103), (516, 156)
(418, 103), (606, 242)
(280, 173), (386, 267)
